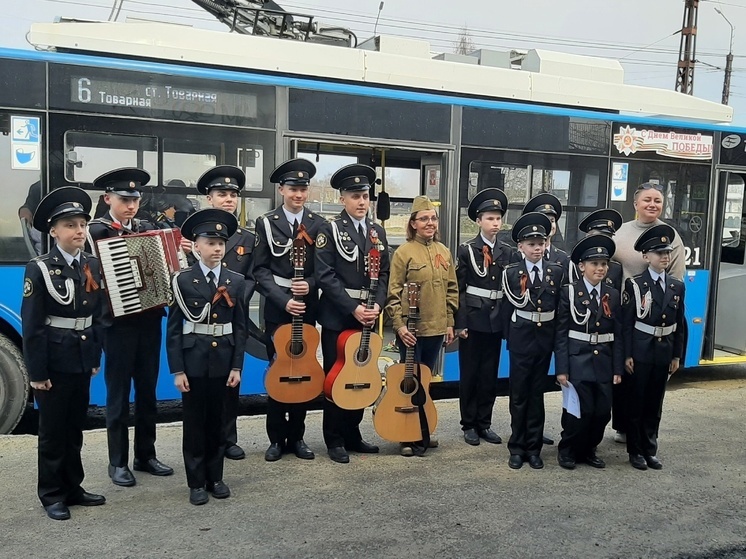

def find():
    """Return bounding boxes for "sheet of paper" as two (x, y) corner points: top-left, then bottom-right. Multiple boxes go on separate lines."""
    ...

(562, 381), (581, 419)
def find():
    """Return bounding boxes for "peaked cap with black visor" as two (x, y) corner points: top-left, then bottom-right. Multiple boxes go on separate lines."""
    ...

(180, 208), (238, 242)
(94, 167), (150, 199)
(33, 186), (93, 234)
(196, 165), (246, 195)
(468, 188), (508, 221)
(270, 158), (316, 186)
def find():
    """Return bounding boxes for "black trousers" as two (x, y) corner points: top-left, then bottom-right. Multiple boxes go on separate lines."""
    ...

(458, 330), (501, 432)
(223, 384), (240, 447)
(321, 328), (363, 449)
(265, 321), (307, 445)
(507, 351), (551, 457)
(625, 361), (668, 457)
(182, 375), (228, 488)
(35, 372), (91, 507)
(611, 382), (628, 433)
(558, 380), (612, 460)
(104, 315), (161, 466)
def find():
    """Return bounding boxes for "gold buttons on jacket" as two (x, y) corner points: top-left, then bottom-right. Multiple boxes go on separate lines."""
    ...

(537, 299), (542, 305)
(662, 314), (666, 319)
(81, 335), (87, 341)
(212, 313), (218, 319)
(211, 341), (218, 348)
(82, 300), (88, 306)
(537, 323), (542, 327)
(222, 262), (228, 268)
(593, 350), (599, 355)
(596, 322), (600, 327)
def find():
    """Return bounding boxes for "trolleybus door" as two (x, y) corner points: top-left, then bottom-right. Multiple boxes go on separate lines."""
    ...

(707, 170), (746, 360)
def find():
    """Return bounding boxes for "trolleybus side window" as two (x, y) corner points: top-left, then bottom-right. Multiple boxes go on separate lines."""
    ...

(609, 160), (710, 268)
(64, 131), (158, 184)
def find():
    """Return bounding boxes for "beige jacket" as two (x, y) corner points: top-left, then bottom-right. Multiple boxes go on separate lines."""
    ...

(385, 238), (459, 336)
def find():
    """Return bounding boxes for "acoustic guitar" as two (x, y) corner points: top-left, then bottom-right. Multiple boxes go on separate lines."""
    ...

(323, 233), (384, 410)
(373, 282), (438, 442)
(264, 236), (324, 404)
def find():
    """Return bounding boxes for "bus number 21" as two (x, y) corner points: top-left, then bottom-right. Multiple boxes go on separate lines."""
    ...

(684, 246), (702, 266)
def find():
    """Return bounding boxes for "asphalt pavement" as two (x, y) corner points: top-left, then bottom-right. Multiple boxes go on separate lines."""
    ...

(1, 367), (745, 559)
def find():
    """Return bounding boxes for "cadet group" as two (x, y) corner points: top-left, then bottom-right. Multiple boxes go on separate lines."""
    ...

(22, 159), (684, 519)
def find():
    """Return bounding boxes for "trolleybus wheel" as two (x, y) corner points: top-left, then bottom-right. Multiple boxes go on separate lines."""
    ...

(0, 335), (28, 434)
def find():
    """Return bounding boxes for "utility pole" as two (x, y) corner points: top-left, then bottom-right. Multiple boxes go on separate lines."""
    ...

(715, 7), (735, 106)
(676, 0), (699, 95)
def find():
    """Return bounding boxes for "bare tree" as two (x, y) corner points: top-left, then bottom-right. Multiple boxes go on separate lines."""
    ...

(453, 25), (474, 55)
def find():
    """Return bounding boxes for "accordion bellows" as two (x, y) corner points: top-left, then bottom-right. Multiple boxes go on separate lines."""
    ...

(96, 229), (184, 317)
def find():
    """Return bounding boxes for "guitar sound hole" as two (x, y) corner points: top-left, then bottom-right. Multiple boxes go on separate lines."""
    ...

(400, 377), (418, 395)
(355, 348), (370, 364)
(288, 341), (305, 357)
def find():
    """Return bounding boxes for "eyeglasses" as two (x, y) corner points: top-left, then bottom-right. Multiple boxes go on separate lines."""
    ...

(636, 182), (664, 192)
(414, 216), (439, 223)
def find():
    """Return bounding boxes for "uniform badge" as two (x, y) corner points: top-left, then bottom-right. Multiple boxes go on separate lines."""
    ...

(193, 278), (200, 283)
(255, 235), (260, 247)
(316, 233), (327, 248)
(622, 291), (630, 305)
(23, 278), (33, 297)
(236, 246), (245, 256)
(226, 278), (231, 285)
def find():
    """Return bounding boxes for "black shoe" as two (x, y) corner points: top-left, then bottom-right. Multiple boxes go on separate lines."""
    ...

(44, 502), (71, 521)
(328, 446), (350, 464)
(528, 455), (544, 469)
(67, 491), (106, 507)
(542, 435), (555, 446)
(345, 439), (380, 454)
(206, 481), (231, 499)
(629, 454), (648, 470)
(463, 428), (480, 446)
(264, 442), (282, 462)
(508, 454), (523, 469)
(224, 444), (246, 460)
(583, 454), (606, 469)
(645, 455), (663, 470)
(558, 454), (576, 470)
(478, 428), (502, 444)
(292, 440), (315, 460)
(189, 488), (209, 506)
(133, 458), (174, 477)
(108, 465), (136, 487)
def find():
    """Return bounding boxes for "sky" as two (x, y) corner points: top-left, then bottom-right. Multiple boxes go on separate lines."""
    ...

(2, 0), (746, 124)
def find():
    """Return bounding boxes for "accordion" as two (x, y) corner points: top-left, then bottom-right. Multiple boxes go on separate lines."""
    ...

(96, 229), (186, 317)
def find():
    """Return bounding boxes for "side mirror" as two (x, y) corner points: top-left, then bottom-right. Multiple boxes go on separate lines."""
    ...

(377, 191), (390, 221)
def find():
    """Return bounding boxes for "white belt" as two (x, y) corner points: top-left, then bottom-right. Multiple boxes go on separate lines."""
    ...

(345, 288), (370, 300)
(466, 286), (503, 300)
(515, 310), (555, 323)
(568, 331), (614, 344)
(635, 322), (677, 337)
(46, 315), (93, 331)
(183, 322), (233, 336)
(273, 275), (292, 288)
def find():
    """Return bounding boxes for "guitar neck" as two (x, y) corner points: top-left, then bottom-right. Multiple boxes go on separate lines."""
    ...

(403, 311), (418, 379)
(359, 278), (378, 351)
(291, 264), (305, 340)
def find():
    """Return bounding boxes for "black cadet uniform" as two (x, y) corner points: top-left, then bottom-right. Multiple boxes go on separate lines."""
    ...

(503, 212), (563, 470)
(166, 209), (247, 504)
(555, 235), (624, 470)
(254, 158), (321, 461)
(22, 187), (107, 520)
(623, 225), (685, 471)
(87, 168), (173, 486)
(194, 165), (256, 461)
(315, 164), (390, 464)
(575, 209), (626, 437)
(455, 188), (513, 445)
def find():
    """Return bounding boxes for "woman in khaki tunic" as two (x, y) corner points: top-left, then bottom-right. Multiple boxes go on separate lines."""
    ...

(385, 196), (458, 456)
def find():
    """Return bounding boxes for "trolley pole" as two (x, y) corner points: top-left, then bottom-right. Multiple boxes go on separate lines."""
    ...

(715, 7), (735, 106)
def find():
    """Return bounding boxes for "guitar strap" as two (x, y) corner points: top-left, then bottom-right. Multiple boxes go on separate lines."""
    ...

(411, 364), (430, 456)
